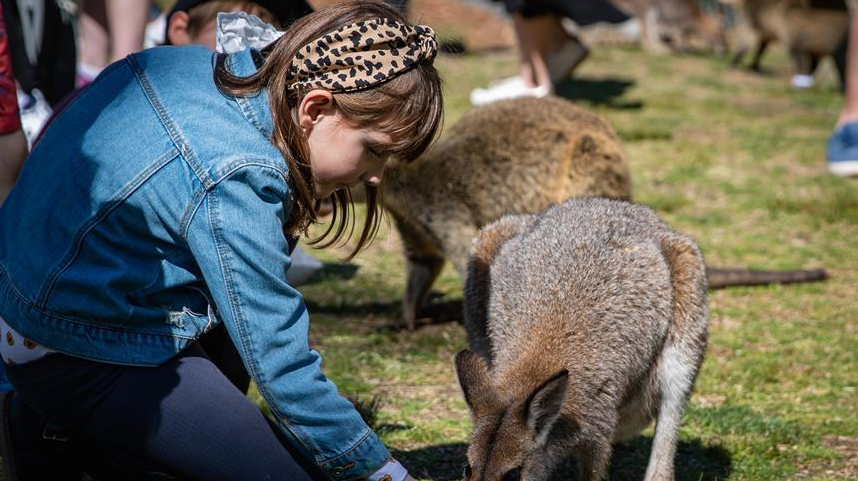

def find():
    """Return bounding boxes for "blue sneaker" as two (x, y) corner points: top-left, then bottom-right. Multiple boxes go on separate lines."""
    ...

(826, 121), (858, 177)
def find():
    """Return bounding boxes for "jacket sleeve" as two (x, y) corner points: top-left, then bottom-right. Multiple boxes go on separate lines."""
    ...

(185, 163), (390, 480)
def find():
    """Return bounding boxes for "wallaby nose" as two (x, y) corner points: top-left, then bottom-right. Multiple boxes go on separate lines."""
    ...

(362, 172), (382, 187)
(362, 163), (385, 187)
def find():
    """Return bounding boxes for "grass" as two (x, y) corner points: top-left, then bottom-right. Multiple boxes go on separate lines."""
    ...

(262, 45), (857, 480)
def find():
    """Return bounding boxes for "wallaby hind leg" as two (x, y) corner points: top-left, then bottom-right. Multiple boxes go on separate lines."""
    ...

(750, 38), (770, 71)
(730, 45), (748, 67)
(643, 346), (696, 481)
(402, 254), (445, 331)
(642, 8), (671, 53)
(644, 234), (708, 481)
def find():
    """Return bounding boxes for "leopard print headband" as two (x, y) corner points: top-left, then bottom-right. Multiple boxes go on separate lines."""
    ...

(286, 18), (438, 93)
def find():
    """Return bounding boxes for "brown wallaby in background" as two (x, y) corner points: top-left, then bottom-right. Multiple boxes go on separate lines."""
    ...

(379, 97), (631, 331)
(609, 0), (727, 53)
(728, 0), (849, 79)
(456, 197), (708, 481)
(373, 97), (826, 330)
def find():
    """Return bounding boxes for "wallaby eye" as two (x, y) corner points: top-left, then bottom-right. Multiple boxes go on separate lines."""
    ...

(462, 462), (472, 479)
(501, 467), (522, 481)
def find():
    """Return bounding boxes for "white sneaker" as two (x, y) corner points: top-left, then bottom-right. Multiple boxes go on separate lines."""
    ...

(469, 76), (551, 106)
(548, 37), (589, 84)
(791, 74), (814, 89)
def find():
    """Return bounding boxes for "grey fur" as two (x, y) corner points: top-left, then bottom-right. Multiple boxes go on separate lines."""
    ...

(456, 198), (708, 481)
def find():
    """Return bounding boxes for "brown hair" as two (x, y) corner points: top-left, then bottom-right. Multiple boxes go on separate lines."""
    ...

(214, 0), (443, 259)
(185, 0), (280, 39)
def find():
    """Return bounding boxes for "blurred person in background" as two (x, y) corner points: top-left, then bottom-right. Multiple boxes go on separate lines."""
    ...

(76, 0), (152, 86)
(0, 0), (76, 143)
(827, 10), (858, 177)
(470, 0), (629, 105)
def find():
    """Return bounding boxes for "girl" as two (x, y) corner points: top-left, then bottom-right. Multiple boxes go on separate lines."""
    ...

(0, 1), (442, 480)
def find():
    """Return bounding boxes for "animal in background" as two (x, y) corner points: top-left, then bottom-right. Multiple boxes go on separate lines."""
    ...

(371, 97), (826, 330)
(379, 97), (632, 330)
(728, 0), (849, 84)
(456, 197), (709, 481)
(609, 0), (727, 53)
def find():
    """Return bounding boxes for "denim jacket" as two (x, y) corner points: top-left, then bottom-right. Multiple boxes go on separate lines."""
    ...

(0, 45), (389, 480)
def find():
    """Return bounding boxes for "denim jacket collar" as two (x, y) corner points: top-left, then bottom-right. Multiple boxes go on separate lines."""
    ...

(224, 48), (275, 141)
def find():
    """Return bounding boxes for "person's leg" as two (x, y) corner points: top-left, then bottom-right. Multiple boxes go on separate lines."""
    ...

(0, 130), (27, 204)
(469, 11), (554, 105)
(6, 344), (320, 481)
(826, 11), (858, 176)
(78, 0), (110, 79)
(837, 13), (858, 127)
(512, 13), (552, 89)
(104, 0), (150, 62)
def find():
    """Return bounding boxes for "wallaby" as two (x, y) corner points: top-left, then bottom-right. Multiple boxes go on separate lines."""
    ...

(380, 97), (631, 330)
(374, 97), (826, 330)
(456, 197), (708, 481)
(729, 0), (848, 83)
(609, 0), (727, 53)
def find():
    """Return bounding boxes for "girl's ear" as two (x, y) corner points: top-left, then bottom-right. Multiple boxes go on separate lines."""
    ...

(167, 11), (192, 46)
(297, 90), (336, 132)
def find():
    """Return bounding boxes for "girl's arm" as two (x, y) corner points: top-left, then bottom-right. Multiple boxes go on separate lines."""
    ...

(186, 163), (390, 480)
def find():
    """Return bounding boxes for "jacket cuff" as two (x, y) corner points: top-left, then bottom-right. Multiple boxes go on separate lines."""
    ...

(317, 428), (390, 480)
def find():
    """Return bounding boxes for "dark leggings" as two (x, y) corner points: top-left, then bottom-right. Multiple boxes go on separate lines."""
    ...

(494, 0), (629, 25)
(5, 343), (324, 481)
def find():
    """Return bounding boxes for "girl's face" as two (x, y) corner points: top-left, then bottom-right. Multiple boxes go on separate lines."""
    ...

(300, 91), (394, 199)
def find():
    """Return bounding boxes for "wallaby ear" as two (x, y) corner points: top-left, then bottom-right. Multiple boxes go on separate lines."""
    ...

(524, 370), (569, 445)
(455, 350), (496, 415)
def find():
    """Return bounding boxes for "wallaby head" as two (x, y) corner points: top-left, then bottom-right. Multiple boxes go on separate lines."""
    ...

(456, 350), (573, 481)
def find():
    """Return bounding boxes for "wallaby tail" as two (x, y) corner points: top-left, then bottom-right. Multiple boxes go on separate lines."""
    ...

(706, 266), (829, 289)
